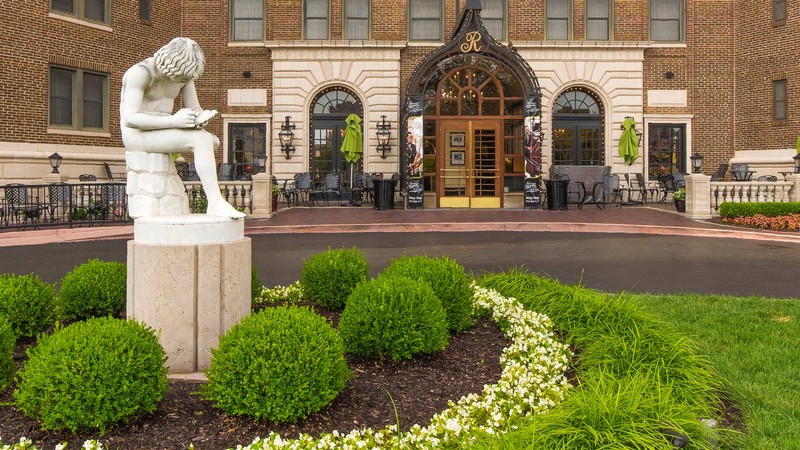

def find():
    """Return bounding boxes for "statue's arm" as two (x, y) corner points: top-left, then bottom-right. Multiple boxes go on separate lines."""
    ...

(121, 65), (195, 130)
(182, 80), (217, 128)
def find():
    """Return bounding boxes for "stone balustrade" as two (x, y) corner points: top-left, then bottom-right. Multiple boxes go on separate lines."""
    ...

(685, 173), (800, 220)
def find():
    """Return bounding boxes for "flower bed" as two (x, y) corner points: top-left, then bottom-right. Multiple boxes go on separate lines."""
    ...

(1, 284), (571, 450)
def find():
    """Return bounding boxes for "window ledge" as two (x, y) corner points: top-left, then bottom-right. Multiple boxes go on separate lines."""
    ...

(773, 20), (787, 27)
(773, 120), (786, 127)
(263, 40), (408, 49)
(48, 12), (112, 32)
(47, 128), (111, 138)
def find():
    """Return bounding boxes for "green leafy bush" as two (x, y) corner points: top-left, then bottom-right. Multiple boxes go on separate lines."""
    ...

(718, 201), (800, 218)
(251, 264), (261, 303)
(0, 274), (56, 338)
(57, 259), (126, 321)
(202, 305), (350, 423)
(300, 247), (369, 310)
(0, 315), (14, 391)
(14, 317), (168, 433)
(339, 274), (449, 361)
(381, 254), (474, 332)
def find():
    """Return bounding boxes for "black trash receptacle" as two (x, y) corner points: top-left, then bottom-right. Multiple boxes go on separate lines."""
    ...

(545, 179), (569, 210)
(373, 179), (395, 210)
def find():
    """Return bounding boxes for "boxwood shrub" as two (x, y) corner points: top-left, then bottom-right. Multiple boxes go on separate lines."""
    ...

(202, 305), (350, 423)
(0, 315), (14, 392)
(339, 274), (449, 361)
(13, 317), (168, 433)
(718, 201), (800, 218)
(299, 247), (369, 310)
(381, 254), (474, 332)
(0, 273), (56, 338)
(57, 259), (126, 321)
(251, 264), (261, 303)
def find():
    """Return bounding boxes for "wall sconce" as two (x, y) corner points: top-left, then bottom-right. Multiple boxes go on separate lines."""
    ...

(255, 154), (267, 173)
(278, 116), (296, 159)
(376, 115), (391, 159)
(793, 153), (800, 173)
(242, 71), (252, 78)
(690, 153), (704, 173)
(48, 152), (63, 174)
(664, 71), (675, 79)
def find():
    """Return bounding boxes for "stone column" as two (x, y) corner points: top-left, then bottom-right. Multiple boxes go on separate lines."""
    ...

(250, 172), (273, 218)
(787, 174), (800, 202)
(685, 173), (712, 220)
(127, 216), (251, 374)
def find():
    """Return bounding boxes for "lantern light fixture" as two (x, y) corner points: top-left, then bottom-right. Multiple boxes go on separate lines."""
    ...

(48, 152), (63, 174)
(376, 115), (391, 159)
(690, 153), (704, 174)
(278, 116), (296, 160)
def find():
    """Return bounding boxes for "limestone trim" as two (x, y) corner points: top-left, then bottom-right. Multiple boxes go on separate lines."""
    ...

(48, 12), (113, 32)
(266, 40), (407, 49)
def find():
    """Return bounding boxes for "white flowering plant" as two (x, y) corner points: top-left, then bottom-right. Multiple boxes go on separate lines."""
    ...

(3, 284), (571, 450)
(253, 281), (304, 308)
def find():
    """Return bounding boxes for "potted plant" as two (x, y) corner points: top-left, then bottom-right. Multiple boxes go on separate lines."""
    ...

(271, 182), (282, 212)
(672, 187), (686, 213)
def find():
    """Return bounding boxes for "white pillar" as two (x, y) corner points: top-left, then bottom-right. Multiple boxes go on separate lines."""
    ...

(787, 174), (800, 202)
(127, 216), (251, 374)
(685, 173), (712, 219)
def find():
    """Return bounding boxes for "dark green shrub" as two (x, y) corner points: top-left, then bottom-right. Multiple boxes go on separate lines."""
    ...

(0, 273), (56, 338)
(202, 305), (350, 423)
(57, 259), (126, 321)
(299, 247), (369, 310)
(718, 201), (800, 218)
(0, 315), (14, 391)
(14, 317), (168, 433)
(339, 274), (449, 361)
(251, 264), (262, 302)
(381, 254), (474, 332)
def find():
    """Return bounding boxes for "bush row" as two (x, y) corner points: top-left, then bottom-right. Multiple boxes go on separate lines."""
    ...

(718, 201), (800, 218)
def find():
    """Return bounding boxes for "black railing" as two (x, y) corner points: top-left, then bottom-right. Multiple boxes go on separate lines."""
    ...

(1, 182), (130, 231)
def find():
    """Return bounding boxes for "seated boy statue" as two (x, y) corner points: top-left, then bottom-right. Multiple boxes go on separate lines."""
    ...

(120, 37), (245, 219)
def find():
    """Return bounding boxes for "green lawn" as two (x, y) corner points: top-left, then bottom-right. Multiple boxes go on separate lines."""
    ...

(635, 293), (800, 449)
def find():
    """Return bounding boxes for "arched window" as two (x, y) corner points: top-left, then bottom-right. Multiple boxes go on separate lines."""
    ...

(310, 87), (364, 178)
(552, 88), (605, 166)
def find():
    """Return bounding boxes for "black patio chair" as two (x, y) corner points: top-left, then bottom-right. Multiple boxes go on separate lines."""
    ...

(218, 162), (236, 181)
(100, 184), (127, 220)
(757, 175), (778, 182)
(657, 174), (678, 203)
(47, 183), (72, 222)
(324, 172), (343, 206)
(4, 184), (42, 226)
(293, 172), (313, 206)
(710, 164), (728, 181)
(730, 163), (753, 181)
(103, 162), (127, 181)
(79, 174), (97, 182)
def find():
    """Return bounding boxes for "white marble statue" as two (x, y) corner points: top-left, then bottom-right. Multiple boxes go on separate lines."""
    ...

(120, 37), (245, 219)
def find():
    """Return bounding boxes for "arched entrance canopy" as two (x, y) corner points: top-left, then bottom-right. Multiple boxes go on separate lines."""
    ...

(401, 0), (542, 209)
(404, 0), (541, 114)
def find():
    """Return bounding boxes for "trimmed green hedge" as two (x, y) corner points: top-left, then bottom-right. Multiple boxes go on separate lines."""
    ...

(57, 259), (127, 321)
(300, 247), (369, 310)
(0, 315), (14, 392)
(0, 274), (56, 338)
(718, 202), (800, 218)
(14, 318), (167, 433)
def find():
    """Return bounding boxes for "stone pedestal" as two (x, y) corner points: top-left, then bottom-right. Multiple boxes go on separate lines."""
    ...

(685, 173), (712, 220)
(126, 151), (190, 218)
(127, 216), (251, 374)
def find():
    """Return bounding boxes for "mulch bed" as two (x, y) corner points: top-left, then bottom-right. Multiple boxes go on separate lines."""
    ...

(0, 316), (509, 450)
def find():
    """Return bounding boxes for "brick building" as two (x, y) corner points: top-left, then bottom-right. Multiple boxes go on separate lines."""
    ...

(1, 0), (797, 209)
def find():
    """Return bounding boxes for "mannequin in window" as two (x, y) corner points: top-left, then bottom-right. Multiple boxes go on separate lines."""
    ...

(120, 37), (245, 219)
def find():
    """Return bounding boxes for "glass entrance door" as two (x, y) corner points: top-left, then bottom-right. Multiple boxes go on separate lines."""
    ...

(439, 120), (501, 208)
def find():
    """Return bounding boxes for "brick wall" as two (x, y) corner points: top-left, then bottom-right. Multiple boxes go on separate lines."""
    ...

(0, 1), (181, 147)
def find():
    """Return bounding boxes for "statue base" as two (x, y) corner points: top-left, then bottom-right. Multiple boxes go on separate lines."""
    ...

(127, 215), (251, 374)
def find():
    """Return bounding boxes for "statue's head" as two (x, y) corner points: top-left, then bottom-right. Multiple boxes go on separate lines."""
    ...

(154, 37), (205, 82)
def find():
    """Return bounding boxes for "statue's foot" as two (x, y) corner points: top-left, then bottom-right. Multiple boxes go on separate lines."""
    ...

(207, 202), (246, 219)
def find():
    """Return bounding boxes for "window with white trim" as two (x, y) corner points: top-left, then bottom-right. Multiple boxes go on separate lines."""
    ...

(344, 0), (369, 39)
(409, 0), (442, 41)
(231, 0), (264, 41)
(586, 0), (610, 40)
(49, 66), (108, 131)
(51, 0), (110, 24)
(305, 0), (330, 40)
(546, 0), (571, 40)
(650, 0), (683, 42)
